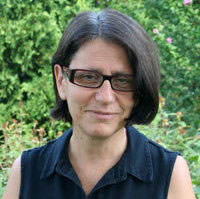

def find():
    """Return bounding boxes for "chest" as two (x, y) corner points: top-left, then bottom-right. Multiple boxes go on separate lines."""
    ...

(73, 165), (110, 196)
(21, 174), (167, 199)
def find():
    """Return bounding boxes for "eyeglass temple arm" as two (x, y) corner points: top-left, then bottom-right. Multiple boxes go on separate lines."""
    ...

(62, 66), (71, 77)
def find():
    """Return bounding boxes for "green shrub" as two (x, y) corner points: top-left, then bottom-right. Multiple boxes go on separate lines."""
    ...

(137, 100), (200, 198)
(0, 0), (199, 198)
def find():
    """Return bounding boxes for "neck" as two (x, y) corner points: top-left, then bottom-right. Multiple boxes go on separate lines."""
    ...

(68, 127), (127, 166)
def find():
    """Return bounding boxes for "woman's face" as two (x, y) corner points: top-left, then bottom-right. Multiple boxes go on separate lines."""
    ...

(58, 38), (134, 139)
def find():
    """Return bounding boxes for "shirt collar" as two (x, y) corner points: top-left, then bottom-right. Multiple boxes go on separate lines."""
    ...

(125, 125), (153, 182)
(40, 126), (153, 182)
(40, 128), (73, 180)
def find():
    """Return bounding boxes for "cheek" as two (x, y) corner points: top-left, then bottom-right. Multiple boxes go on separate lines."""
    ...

(121, 94), (134, 114)
(65, 86), (92, 113)
(66, 94), (82, 120)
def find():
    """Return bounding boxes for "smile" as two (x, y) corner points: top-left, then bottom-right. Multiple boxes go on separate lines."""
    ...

(86, 110), (119, 120)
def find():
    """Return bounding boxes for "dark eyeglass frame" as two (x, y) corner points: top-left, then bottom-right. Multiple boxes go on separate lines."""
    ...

(62, 66), (136, 92)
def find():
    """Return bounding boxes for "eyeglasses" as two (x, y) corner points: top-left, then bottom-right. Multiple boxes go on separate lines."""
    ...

(62, 67), (136, 92)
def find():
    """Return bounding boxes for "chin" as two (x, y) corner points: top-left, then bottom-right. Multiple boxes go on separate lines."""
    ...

(83, 123), (124, 140)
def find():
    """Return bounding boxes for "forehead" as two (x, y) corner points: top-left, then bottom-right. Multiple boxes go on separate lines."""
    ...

(69, 38), (133, 74)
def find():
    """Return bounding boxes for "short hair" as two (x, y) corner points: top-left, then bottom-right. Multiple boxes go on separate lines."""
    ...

(51, 9), (160, 125)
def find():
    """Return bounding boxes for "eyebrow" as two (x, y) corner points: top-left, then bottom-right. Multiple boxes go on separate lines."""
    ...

(86, 67), (134, 76)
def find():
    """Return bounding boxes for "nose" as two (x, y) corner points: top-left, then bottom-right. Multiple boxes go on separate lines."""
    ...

(95, 80), (115, 104)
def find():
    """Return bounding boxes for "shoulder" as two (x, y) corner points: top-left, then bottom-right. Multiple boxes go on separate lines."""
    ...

(20, 137), (61, 173)
(127, 126), (179, 179)
(146, 134), (180, 183)
(22, 129), (70, 161)
(148, 138), (179, 159)
(127, 126), (195, 198)
(168, 155), (196, 199)
(127, 125), (179, 158)
(22, 138), (57, 158)
(3, 156), (21, 199)
(3, 129), (72, 199)
(3, 142), (52, 199)
(146, 138), (195, 198)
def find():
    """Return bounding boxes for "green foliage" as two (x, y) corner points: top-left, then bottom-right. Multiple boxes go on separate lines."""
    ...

(108, 0), (200, 130)
(0, 103), (70, 196)
(137, 103), (200, 198)
(0, 0), (199, 198)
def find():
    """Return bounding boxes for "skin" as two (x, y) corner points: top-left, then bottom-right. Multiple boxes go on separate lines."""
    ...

(3, 38), (196, 198)
(168, 155), (196, 199)
(3, 156), (21, 199)
(60, 38), (135, 140)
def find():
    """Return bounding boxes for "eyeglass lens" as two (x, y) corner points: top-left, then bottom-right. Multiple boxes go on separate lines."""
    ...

(73, 70), (134, 91)
(74, 70), (102, 87)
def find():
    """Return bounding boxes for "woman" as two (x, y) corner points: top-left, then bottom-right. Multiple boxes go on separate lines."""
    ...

(4, 9), (195, 199)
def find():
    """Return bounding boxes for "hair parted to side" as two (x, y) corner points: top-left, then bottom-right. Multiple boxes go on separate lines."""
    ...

(51, 9), (160, 125)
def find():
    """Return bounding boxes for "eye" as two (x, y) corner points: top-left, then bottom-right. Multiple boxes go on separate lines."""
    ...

(77, 73), (98, 80)
(74, 71), (101, 84)
(112, 74), (134, 90)
(81, 74), (97, 80)
(117, 78), (129, 83)
(115, 76), (131, 84)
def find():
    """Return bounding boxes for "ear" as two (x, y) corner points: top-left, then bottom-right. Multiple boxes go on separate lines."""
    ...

(54, 64), (67, 100)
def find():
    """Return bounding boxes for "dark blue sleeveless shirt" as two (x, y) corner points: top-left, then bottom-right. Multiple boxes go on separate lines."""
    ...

(20, 126), (179, 199)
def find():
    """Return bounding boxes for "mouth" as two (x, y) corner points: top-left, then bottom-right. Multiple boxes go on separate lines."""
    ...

(86, 110), (119, 120)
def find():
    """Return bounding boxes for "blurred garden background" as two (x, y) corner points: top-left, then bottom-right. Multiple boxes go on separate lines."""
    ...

(0, 0), (200, 197)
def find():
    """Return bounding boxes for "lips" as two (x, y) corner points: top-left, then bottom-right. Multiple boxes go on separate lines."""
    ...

(86, 110), (119, 120)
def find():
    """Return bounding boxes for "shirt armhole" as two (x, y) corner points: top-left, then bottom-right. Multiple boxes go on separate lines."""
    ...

(163, 152), (180, 199)
(19, 151), (28, 199)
